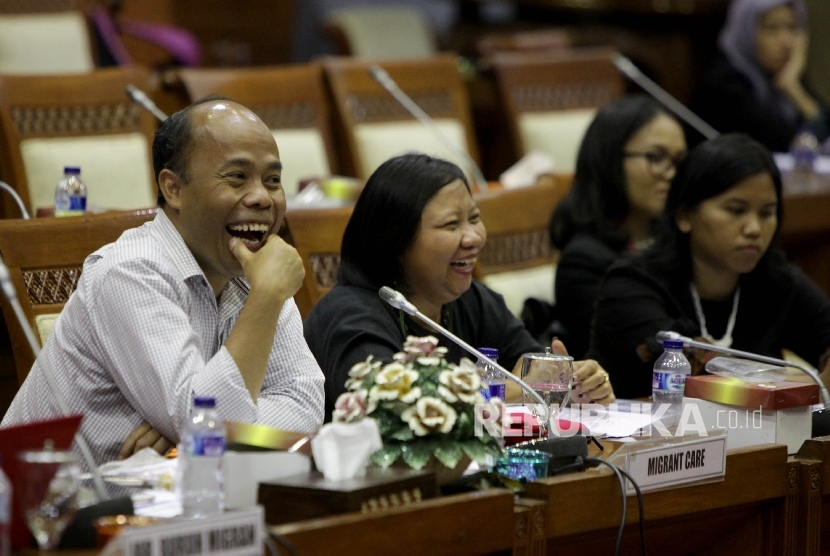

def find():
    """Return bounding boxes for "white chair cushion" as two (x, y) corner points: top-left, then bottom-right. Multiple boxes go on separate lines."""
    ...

(271, 129), (331, 198)
(327, 6), (435, 60)
(353, 119), (469, 178)
(20, 133), (155, 212)
(518, 109), (597, 173)
(34, 313), (59, 346)
(0, 12), (94, 74)
(482, 264), (556, 318)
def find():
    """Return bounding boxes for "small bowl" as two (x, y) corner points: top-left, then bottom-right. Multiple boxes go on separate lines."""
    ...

(493, 448), (551, 482)
(95, 515), (159, 548)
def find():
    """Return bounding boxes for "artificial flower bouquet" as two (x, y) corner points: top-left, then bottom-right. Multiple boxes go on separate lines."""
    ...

(332, 336), (505, 472)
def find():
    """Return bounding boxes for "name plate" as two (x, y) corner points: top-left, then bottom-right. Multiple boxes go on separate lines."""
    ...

(622, 435), (726, 495)
(103, 507), (263, 556)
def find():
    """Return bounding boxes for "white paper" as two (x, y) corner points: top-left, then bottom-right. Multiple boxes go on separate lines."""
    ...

(311, 420), (383, 481)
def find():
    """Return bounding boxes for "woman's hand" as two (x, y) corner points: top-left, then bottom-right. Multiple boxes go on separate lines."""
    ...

(551, 338), (616, 406)
(774, 31), (821, 121)
(119, 421), (175, 459)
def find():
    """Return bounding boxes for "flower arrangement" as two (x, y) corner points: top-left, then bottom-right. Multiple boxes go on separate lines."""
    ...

(333, 336), (505, 472)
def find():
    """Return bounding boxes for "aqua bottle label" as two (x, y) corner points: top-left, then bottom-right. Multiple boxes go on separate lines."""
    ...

(652, 372), (686, 392)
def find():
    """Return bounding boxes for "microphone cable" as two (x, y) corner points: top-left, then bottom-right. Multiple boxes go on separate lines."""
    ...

(584, 457), (648, 556)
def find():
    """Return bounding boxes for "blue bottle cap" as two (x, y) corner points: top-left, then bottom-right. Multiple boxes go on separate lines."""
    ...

(662, 339), (684, 350)
(193, 396), (216, 408)
(64, 166), (81, 175)
(478, 347), (499, 360)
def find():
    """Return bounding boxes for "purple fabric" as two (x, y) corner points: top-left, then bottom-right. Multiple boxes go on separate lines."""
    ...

(119, 19), (203, 67)
(88, 4), (133, 65)
(718, 0), (808, 126)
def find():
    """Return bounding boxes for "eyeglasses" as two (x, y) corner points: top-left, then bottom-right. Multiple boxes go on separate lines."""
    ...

(623, 151), (686, 177)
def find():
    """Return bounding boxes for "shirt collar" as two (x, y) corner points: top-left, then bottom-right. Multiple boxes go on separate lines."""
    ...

(151, 209), (207, 283)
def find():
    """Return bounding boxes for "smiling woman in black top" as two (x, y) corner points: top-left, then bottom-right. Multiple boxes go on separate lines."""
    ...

(590, 133), (830, 399)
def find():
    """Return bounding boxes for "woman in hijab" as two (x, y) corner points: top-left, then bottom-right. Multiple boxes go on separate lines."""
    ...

(692, 0), (829, 152)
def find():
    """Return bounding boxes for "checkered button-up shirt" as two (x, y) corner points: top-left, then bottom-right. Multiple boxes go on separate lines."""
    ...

(2, 210), (324, 467)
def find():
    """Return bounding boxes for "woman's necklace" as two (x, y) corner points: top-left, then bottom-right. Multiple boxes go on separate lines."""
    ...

(689, 283), (740, 348)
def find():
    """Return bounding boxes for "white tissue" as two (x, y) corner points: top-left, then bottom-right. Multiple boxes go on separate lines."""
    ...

(500, 151), (556, 189)
(311, 420), (383, 481)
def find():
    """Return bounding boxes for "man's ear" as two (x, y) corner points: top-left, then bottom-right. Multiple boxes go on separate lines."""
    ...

(675, 208), (692, 233)
(158, 169), (183, 209)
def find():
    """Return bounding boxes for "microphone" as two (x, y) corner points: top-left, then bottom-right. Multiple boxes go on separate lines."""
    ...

(656, 330), (830, 408)
(0, 256), (109, 500)
(0, 181), (30, 219)
(125, 84), (168, 122)
(613, 54), (720, 140)
(379, 286), (551, 427)
(368, 65), (489, 193)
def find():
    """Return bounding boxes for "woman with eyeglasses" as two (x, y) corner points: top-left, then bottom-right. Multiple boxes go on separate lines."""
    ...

(548, 95), (687, 358)
(590, 133), (830, 399)
(692, 0), (829, 152)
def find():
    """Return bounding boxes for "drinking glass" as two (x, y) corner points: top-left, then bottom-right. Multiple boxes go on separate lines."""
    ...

(17, 442), (81, 550)
(520, 349), (574, 432)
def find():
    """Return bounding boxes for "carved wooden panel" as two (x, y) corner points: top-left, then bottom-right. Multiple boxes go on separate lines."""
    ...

(23, 267), (81, 306)
(345, 91), (455, 123)
(479, 230), (554, 268)
(11, 104), (142, 137)
(251, 102), (317, 130)
(310, 253), (340, 289)
(0, 0), (78, 13)
(510, 83), (618, 112)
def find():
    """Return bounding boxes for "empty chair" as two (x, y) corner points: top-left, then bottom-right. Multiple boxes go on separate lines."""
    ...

(177, 64), (337, 197)
(0, 209), (157, 384)
(0, 0), (95, 74)
(323, 5), (437, 60)
(323, 54), (479, 180)
(474, 180), (569, 317)
(490, 48), (625, 173)
(0, 67), (159, 217)
(283, 206), (354, 320)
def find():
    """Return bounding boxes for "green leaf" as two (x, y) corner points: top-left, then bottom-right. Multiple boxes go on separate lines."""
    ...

(371, 410), (401, 437)
(453, 410), (473, 440)
(371, 444), (402, 468)
(419, 382), (439, 397)
(433, 443), (463, 469)
(460, 440), (489, 464)
(400, 442), (433, 470)
(390, 426), (415, 441)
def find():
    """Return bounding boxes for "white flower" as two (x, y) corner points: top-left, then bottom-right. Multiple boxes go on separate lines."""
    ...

(438, 363), (482, 404)
(332, 390), (372, 423)
(401, 396), (457, 436)
(348, 356), (381, 379)
(369, 362), (421, 403)
(396, 336), (449, 362)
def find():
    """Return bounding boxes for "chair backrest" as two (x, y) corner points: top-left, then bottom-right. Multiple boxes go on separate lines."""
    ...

(0, 0), (95, 75)
(323, 5), (437, 61)
(0, 67), (159, 218)
(490, 48), (624, 173)
(323, 54), (479, 180)
(0, 208), (157, 384)
(177, 64), (337, 198)
(283, 206), (353, 320)
(474, 179), (569, 316)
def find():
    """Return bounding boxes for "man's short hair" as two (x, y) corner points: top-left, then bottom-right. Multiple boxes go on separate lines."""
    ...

(151, 95), (234, 207)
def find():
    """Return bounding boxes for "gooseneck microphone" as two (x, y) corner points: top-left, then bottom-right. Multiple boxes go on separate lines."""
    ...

(0, 181), (30, 219)
(368, 65), (489, 193)
(613, 55), (720, 141)
(0, 257), (108, 500)
(656, 330), (830, 407)
(125, 84), (168, 122)
(379, 286), (551, 426)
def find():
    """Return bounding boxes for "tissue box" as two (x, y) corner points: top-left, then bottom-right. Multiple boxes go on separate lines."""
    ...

(258, 467), (438, 525)
(224, 451), (311, 510)
(683, 375), (818, 452)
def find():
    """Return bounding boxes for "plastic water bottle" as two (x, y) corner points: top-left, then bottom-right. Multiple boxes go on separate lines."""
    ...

(54, 166), (87, 217)
(652, 339), (692, 405)
(0, 454), (11, 556)
(179, 396), (225, 518)
(477, 348), (506, 401)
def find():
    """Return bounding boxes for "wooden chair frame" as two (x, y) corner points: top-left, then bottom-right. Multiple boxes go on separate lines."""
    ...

(0, 209), (157, 384)
(0, 66), (158, 218)
(322, 54), (479, 179)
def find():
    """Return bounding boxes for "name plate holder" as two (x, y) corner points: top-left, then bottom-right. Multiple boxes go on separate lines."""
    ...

(607, 431), (727, 495)
(101, 506), (264, 556)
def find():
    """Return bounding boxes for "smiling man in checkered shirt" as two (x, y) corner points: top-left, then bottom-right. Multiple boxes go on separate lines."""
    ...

(2, 98), (325, 466)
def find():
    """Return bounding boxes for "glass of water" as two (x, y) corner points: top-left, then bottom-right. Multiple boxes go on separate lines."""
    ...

(16, 441), (81, 550)
(520, 349), (574, 431)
